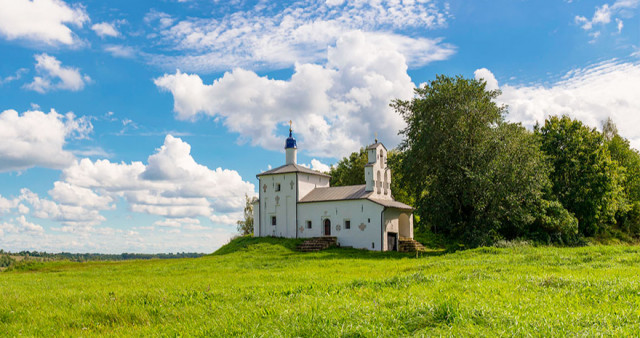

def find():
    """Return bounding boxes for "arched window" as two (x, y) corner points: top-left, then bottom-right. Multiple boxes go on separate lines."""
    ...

(376, 170), (382, 194)
(379, 150), (383, 167)
(384, 170), (389, 195)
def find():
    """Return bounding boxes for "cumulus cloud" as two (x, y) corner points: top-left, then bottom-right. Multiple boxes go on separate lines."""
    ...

(300, 159), (332, 173)
(155, 31), (416, 158)
(0, 195), (21, 214)
(91, 22), (120, 38)
(24, 53), (91, 93)
(0, 109), (92, 172)
(476, 59), (640, 149)
(474, 68), (499, 91)
(574, 0), (638, 35)
(0, 215), (43, 235)
(0, 0), (88, 46)
(146, 0), (454, 72)
(55, 135), (254, 226)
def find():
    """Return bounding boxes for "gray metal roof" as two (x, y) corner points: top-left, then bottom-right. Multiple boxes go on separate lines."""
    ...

(256, 163), (331, 178)
(299, 184), (414, 210)
(299, 185), (371, 202)
(366, 142), (387, 150)
(368, 198), (413, 210)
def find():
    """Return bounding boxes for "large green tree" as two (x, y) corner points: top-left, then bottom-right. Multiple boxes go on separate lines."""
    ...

(392, 75), (576, 245)
(537, 115), (625, 236)
(329, 148), (368, 187)
(603, 118), (640, 235)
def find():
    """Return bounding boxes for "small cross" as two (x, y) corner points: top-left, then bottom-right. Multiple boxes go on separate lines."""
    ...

(289, 120), (292, 131)
(374, 132), (378, 143)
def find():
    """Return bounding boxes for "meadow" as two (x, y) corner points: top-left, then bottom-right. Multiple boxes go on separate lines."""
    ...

(2, 237), (640, 336)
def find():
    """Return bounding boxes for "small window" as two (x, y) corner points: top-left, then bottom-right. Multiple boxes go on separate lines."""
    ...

(271, 216), (277, 226)
(275, 183), (281, 192)
(306, 220), (312, 229)
(345, 220), (351, 229)
(368, 218), (370, 223)
(372, 242), (375, 249)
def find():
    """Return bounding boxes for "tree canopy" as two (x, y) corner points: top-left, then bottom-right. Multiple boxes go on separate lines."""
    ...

(392, 75), (577, 245)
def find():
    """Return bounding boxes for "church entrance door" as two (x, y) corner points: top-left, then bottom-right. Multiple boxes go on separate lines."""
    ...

(387, 232), (398, 251)
(324, 219), (331, 236)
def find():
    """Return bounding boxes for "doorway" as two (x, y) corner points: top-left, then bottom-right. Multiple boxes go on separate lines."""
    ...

(324, 219), (331, 236)
(387, 232), (398, 251)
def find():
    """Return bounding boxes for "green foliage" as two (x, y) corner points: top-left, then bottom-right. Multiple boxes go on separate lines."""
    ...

(236, 194), (258, 235)
(0, 254), (14, 268)
(393, 75), (574, 245)
(2, 239), (640, 335)
(537, 115), (626, 236)
(329, 148), (368, 186)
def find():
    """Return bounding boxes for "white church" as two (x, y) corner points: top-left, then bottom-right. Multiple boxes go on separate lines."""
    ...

(253, 126), (415, 251)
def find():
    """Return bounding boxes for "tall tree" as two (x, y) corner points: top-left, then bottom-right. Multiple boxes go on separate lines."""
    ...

(603, 118), (640, 235)
(537, 115), (625, 236)
(329, 148), (368, 187)
(392, 75), (576, 245)
(237, 194), (258, 236)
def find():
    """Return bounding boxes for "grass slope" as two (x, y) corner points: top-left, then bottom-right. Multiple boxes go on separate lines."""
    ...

(1, 237), (640, 336)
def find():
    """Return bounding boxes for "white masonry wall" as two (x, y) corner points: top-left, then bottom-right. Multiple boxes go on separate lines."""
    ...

(297, 199), (384, 251)
(258, 173), (297, 238)
(297, 173), (330, 200)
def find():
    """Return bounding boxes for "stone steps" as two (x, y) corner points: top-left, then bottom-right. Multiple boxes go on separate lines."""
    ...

(398, 237), (426, 253)
(297, 237), (337, 252)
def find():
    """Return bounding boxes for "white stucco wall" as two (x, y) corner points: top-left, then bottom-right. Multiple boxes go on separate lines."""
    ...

(297, 200), (385, 251)
(382, 208), (414, 251)
(258, 173), (297, 237)
(298, 173), (330, 200)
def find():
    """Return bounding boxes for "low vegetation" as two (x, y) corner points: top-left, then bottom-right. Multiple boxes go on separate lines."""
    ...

(2, 237), (640, 336)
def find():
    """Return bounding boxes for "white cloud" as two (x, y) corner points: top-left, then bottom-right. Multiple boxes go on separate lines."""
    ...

(146, 0), (454, 72)
(0, 195), (20, 214)
(481, 60), (640, 150)
(14, 215), (44, 233)
(24, 53), (91, 93)
(474, 68), (499, 91)
(0, 0), (88, 46)
(575, 0), (638, 34)
(0, 215), (44, 235)
(0, 68), (28, 85)
(0, 109), (92, 172)
(51, 135), (256, 229)
(20, 188), (106, 227)
(155, 31), (416, 158)
(104, 45), (136, 58)
(311, 159), (331, 173)
(300, 159), (332, 173)
(91, 22), (119, 38)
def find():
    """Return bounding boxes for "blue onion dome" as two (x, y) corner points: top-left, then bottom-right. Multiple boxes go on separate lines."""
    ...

(285, 129), (297, 149)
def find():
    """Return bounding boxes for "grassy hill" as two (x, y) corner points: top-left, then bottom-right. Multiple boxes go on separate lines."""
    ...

(1, 237), (640, 336)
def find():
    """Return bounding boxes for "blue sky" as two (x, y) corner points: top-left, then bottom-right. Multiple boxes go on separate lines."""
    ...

(0, 0), (638, 253)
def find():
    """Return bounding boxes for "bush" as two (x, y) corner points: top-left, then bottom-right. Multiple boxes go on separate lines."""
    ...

(0, 254), (15, 268)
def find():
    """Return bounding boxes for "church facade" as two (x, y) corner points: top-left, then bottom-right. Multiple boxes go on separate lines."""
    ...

(253, 128), (413, 251)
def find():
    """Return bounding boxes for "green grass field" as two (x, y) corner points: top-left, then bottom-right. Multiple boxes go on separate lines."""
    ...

(2, 237), (640, 336)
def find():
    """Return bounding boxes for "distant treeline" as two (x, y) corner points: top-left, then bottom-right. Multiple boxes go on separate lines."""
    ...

(0, 249), (205, 268)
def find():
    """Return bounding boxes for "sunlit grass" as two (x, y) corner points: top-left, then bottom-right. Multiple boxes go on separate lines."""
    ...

(1, 237), (640, 336)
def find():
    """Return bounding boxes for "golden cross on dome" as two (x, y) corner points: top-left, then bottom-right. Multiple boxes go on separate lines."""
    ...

(289, 120), (292, 131)
(374, 132), (378, 143)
